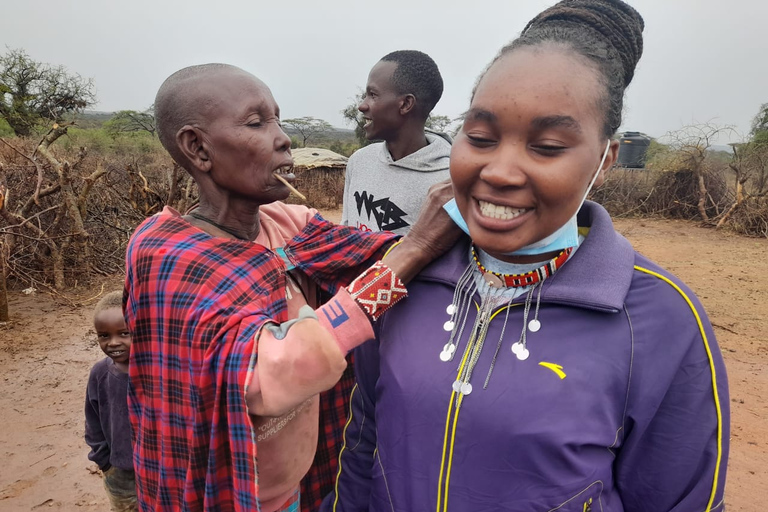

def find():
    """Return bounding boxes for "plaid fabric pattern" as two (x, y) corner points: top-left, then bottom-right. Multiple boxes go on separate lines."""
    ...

(277, 489), (300, 512)
(125, 212), (395, 512)
(283, 220), (398, 295)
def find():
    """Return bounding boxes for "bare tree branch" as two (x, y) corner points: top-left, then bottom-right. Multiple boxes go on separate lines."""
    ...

(0, 138), (46, 204)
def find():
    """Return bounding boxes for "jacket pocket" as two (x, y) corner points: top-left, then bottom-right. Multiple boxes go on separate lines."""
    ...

(546, 481), (604, 512)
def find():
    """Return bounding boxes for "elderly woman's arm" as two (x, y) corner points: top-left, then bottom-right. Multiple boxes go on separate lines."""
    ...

(246, 181), (458, 417)
(377, 180), (458, 282)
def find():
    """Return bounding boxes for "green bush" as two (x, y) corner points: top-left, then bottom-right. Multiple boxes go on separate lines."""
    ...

(59, 127), (112, 153)
(327, 140), (360, 157)
(59, 127), (164, 156)
(0, 118), (15, 137)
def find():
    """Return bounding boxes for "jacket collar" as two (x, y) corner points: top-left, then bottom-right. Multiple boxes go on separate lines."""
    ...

(418, 202), (634, 312)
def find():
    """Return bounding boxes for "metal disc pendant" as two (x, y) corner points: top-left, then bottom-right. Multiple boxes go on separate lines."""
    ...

(446, 304), (457, 315)
(452, 380), (463, 393)
(484, 273), (505, 289)
(460, 382), (473, 395)
(528, 319), (541, 333)
(516, 348), (530, 361)
(440, 343), (455, 362)
(443, 320), (455, 332)
(511, 342), (524, 355)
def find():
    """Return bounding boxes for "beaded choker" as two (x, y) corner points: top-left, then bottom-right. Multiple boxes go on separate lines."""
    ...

(471, 245), (573, 288)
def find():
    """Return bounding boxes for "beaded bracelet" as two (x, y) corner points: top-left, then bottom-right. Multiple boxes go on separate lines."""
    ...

(345, 260), (407, 321)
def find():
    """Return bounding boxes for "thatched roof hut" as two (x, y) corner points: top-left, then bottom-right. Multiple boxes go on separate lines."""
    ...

(291, 148), (348, 171)
(289, 148), (348, 208)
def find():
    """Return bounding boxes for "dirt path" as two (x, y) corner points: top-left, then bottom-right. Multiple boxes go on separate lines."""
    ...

(0, 215), (765, 511)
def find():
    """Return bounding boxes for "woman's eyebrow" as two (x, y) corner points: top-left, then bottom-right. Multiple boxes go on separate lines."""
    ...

(530, 115), (582, 133)
(242, 99), (270, 114)
(465, 108), (497, 123)
(240, 101), (281, 121)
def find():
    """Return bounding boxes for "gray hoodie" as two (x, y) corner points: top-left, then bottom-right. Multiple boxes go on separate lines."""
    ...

(341, 132), (451, 235)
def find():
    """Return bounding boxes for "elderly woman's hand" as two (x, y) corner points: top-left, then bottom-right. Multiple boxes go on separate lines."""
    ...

(382, 179), (461, 283)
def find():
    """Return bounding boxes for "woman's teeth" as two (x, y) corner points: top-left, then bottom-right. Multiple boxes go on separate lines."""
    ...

(478, 200), (527, 220)
(363, 118), (372, 127)
(275, 165), (293, 175)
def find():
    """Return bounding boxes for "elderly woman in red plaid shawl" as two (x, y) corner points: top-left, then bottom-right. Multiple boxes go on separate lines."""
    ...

(123, 63), (457, 512)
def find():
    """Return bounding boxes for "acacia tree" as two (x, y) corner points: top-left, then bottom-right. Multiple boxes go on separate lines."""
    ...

(341, 89), (368, 146)
(751, 103), (768, 137)
(0, 48), (95, 137)
(425, 114), (454, 133)
(104, 107), (156, 137)
(283, 116), (332, 147)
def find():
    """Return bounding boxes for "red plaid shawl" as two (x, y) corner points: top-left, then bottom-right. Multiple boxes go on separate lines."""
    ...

(124, 212), (394, 511)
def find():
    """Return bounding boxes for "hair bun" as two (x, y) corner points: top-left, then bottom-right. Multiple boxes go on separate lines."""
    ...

(523, 0), (644, 86)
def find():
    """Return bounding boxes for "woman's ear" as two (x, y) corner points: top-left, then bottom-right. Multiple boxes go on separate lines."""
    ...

(594, 139), (620, 187)
(176, 125), (212, 173)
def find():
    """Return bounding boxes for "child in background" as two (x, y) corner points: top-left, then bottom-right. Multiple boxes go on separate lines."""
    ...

(84, 291), (137, 512)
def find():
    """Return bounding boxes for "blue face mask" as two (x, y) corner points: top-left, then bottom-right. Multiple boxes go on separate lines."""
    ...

(442, 197), (470, 235)
(443, 140), (611, 256)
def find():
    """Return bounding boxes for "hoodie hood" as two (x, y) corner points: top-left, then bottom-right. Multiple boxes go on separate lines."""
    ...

(382, 131), (451, 172)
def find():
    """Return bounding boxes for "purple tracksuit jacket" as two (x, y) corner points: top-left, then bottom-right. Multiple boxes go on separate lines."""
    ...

(324, 202), (729, 512)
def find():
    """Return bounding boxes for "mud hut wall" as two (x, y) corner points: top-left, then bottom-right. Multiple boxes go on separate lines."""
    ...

(288, 166), (345, 208)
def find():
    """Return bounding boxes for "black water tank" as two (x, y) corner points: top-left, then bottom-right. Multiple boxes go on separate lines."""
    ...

(617, 132), (651, 168)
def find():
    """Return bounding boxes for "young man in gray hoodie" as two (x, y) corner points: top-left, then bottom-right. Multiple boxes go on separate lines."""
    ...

(341, 50), (451, 235)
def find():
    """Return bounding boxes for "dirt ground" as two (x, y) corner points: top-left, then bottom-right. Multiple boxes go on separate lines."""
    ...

(0, 213), (766, 511)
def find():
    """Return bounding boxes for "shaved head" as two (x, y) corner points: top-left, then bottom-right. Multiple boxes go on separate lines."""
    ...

(153, 63), (291, 208)
(155, 63), (260, 166)
(93, 290), (124, 320)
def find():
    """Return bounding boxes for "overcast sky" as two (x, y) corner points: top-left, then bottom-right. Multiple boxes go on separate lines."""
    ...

(2, 0), (765, 143)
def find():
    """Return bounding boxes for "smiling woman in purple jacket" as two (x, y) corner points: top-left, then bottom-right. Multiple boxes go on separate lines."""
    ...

(324, 0), (729, 511)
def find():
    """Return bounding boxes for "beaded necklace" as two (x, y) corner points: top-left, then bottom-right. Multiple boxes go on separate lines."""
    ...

(471, 245), (573, 289)
(440, 245), (575, 396)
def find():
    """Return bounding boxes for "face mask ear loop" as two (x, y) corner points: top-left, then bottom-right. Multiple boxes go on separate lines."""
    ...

(580, 139), (612, 207)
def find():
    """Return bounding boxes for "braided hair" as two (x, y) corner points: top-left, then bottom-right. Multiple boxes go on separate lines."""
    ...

(479, 0), (644, 137)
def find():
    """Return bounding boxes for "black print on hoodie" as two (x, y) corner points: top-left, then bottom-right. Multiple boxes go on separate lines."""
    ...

(341, 132), (453, 236)
(353, 191), (410, 232)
